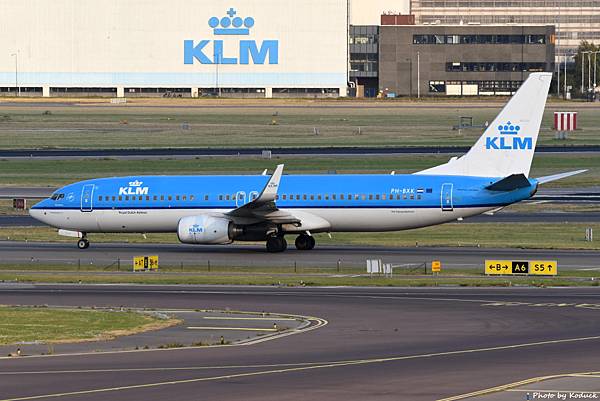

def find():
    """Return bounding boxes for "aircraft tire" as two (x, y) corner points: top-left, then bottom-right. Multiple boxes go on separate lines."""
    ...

(266, 236), (287, 253)
(77, 239), (89, 250)
(295, 234), (315, 251)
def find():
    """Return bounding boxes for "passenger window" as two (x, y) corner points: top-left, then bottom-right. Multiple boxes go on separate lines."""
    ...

(98, 196), (102, 201)
(138, 196), (143, 201)
(410, 194), (415, 200)
(325, 195), (329, 200)
(112, 196), (116, 201)
(354, 194), (359, 200)
(219, 195), (223, 201)
(396, 194), (401, 200)
(153, 195), (157, 201)
(176, 195), (180, 201)
(318, 195), (322, 200)
(340, 194), (345, 200)
(190, 195), (195, 201)
(303, 194), (307, 200)
(296, 195), (300, 200)
(146, 196), (150, 201)
(119, 196), (122, 201)
(417, 195), (422, 200)
(332, 194), (336, 200)
(361, 194), (366, 201)
(275, 195), (279, 200)
(168, 196), (172, 201)
(282, 195), (287, 200)
(160, 195), (165, 201)
(125, 196), (129, 201)
(403, 194), (407, 200)
(310, 195), (314, 200)
(226, 195), (230, 200)
(382, 194), (387, 200)
(368, 194), (373, 200)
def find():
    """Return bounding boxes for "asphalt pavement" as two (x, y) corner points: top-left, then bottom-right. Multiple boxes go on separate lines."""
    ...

(0, 241), (598, 269)
(1, 285), (600, 400)
(1, 145), (600, 160)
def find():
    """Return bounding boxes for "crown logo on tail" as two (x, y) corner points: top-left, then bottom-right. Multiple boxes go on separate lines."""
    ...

(498, 122), (521, 135)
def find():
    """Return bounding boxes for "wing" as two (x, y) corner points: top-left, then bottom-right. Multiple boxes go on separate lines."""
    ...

(226, 164), (301, 225)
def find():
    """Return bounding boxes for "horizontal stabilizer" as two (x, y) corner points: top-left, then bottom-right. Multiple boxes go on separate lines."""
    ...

(486, 174), (531, 191)
(536, 170), (587, 184)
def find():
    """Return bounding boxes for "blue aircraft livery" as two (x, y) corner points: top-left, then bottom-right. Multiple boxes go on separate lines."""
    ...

(485, 121), (533, 150)
(184, 8), (279, 65)
(29, 73), (585, 252)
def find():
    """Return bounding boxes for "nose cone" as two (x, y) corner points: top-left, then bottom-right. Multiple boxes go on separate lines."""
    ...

(29, 199), (51, 225)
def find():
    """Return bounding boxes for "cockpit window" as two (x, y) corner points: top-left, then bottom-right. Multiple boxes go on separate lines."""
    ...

(50, 193), (65, 201)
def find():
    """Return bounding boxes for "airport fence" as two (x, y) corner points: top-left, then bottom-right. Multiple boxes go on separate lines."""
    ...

(0, 257), (431, 276)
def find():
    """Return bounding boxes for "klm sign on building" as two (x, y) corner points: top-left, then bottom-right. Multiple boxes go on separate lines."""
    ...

(184, 8), (279, 65)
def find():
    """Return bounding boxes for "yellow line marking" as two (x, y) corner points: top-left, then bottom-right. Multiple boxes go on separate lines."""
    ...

(187, 327), (278, 332)
(438, 371), (600, 401)
(5, 338), (600, 400)
(202, 317), (297, 321)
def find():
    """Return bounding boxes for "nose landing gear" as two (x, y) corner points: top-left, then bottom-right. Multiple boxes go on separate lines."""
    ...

(77, 237), (90, 250)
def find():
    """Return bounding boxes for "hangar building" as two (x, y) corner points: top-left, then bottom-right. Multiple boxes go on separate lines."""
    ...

(0, 0), (349, 98)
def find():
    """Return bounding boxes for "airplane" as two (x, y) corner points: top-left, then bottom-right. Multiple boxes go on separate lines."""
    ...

(30, 72), (585, 252)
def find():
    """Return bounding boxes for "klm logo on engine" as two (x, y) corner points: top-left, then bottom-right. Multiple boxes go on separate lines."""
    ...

(485, 122), (532, 150)
(184, 8), (279, 65)
(189, 224), (204, 234)
(119, 180), (149, 196)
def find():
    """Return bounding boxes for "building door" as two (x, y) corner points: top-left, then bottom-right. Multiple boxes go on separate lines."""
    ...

(441, 183), (453, 212)
(81, 184), (94, 212)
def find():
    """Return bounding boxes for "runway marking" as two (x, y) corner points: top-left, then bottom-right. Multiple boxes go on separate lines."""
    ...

(0, 361), (339, 376)
(4, 336), (600, 400)
(438, 371), (600, 401)
(187, 327), (278, 332)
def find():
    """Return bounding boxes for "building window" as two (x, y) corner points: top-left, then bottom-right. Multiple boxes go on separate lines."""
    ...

(414, 34), (545, 45)
(429, 81), (446, 93)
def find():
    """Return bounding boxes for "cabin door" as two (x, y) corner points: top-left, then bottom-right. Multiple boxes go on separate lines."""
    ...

(441, 183), (454, 212)
(235, 191), (247, 207)
(81, 184), (94, 212)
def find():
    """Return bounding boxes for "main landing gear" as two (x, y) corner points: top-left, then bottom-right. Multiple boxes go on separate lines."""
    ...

(295, 234), (315, 251)
(77, 237), (90, 250)
(266, 234), (316, 253)
(266, 235), (287, 253)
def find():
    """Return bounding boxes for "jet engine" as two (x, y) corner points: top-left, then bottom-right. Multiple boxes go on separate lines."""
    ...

(177, 215), (234, 245)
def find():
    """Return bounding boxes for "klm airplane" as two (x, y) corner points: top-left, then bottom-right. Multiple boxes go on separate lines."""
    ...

(30, 73), (584, 252)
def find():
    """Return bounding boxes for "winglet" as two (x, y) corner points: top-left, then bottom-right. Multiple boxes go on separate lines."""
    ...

(256, 164), (284, 203)
(536, 169), (587, 185)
